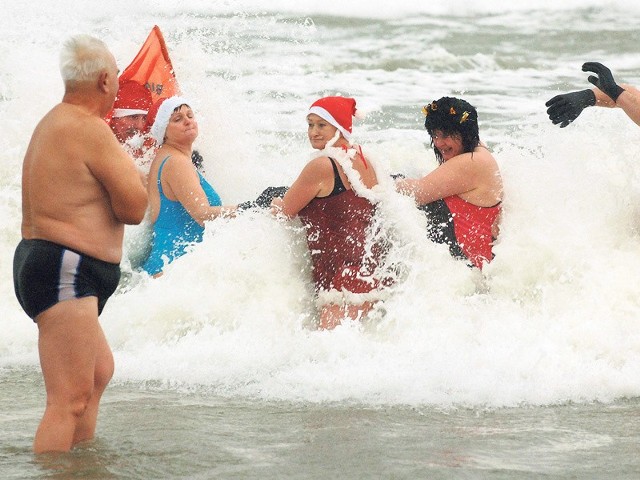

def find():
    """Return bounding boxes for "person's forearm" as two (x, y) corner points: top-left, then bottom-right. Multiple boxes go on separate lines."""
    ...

(190, 205), (236, 226)
(615, 87), (640, 127)
(208, 205), (236, 220)
(396, 178), (418, 197)
(593, 88), (617, 108)
(397, 177), (437, 206)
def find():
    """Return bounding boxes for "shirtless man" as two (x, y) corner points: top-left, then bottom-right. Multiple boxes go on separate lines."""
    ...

(546, 62), (640, 127)
(12, 34), (148, 453)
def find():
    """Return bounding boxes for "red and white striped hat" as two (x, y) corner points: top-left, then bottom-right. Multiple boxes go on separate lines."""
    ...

(308, 96), (358, 140)
(112, 80), (152, 118)
(146, 96), (191, 143)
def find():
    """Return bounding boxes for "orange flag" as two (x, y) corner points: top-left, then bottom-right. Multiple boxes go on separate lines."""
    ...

(119, 25), (180, 103)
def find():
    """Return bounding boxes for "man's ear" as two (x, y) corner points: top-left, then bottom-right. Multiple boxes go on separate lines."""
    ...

(98, 70), (110, 94)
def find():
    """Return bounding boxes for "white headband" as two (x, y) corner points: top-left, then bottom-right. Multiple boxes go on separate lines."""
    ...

(150, 96), (190, 143)
(112, 108), (148, 118)
(308, 105), (351, 140)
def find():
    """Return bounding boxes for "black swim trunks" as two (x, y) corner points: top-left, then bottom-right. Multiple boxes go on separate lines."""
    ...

(13, 238), (121, 321)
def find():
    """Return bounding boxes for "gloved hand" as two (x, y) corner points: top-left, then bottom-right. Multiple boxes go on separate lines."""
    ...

(545, 89), (596, 128)
(236, 200), (255, 211)
(253, 186), (288, 208)
(582, 62), (625, 101)
(237, 186), (290, 211)
(191, 150), (204, 170)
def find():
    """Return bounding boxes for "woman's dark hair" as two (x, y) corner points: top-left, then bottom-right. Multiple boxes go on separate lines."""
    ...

(423, 97), (480, 164)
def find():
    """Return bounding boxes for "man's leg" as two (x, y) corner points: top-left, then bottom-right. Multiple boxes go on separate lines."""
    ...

(33, 296), (108, 453)
(72, 320), (114, 446)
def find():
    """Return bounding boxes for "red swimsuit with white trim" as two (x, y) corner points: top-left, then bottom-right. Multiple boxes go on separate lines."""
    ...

(298, 158), (383, 294)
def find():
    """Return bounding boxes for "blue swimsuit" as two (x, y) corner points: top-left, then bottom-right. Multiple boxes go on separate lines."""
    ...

(142, 156), (222, 275)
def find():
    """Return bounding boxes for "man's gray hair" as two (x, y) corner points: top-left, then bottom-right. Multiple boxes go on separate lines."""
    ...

(60, 34), (112, 84)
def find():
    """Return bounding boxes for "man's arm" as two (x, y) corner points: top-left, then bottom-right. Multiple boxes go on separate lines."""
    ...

(545, 62), (639, 127)
(593, 87), (617, 108)
(614, 86), (640, 127)
(583, 62), (640, 125)
(87, 119), (148, 224)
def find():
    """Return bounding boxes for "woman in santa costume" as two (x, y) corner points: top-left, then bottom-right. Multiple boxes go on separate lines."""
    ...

(271, 96), (388, 330)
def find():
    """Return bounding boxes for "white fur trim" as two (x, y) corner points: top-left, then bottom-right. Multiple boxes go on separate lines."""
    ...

(308, 105), (351, 140)
(112, 108), (148, 118)
(353, 108), (366, 120)
(316, 288), (390, 307)
(309, 138), (381, 204)
(150, 96), (190, 143)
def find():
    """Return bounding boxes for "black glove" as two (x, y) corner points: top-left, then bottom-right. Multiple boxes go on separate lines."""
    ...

(582, 62), (625, 102)
(545, 89), (596, 128)
(254, 186), (288, 208)
(191, 150), (204, 171)
(236, 201), (255, 211)
(237, 186), (290, 211)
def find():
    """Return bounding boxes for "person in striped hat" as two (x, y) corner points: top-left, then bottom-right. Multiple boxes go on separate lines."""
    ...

(141, 96), (236, 276)
(109, 80), (152, 144)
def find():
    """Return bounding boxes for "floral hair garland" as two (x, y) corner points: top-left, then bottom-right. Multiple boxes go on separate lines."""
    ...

(422, 101), (470, 124)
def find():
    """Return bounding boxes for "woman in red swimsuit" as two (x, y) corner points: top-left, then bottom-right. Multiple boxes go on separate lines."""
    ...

(271, 96), (385, 330)
(396, 97), (503, 269)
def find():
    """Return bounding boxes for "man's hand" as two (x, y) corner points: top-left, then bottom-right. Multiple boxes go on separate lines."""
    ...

(582, 62), (625, 102)
(545, 89), (596, 128)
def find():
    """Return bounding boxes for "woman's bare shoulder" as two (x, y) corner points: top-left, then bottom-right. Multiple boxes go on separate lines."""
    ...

(301, 155), (334, 176)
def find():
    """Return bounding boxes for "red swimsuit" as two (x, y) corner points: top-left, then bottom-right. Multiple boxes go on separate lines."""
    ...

(419, 195), (501, 269)
(298, 159), (382, 295)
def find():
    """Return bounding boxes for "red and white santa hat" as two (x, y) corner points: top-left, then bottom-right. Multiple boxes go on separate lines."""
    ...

(146, 96), (191, 143)
(112, 80), (153, 118)
(308, 96), (358, 141)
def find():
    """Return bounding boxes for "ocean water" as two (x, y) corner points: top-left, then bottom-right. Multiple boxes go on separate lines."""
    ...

(2, 0), (640, 478)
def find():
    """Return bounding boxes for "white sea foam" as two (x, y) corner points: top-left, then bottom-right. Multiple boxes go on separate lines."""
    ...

(2, 1), (640, 408)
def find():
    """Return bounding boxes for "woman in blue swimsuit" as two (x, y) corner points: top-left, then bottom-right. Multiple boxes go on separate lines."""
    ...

(141, 96), (236, 276)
